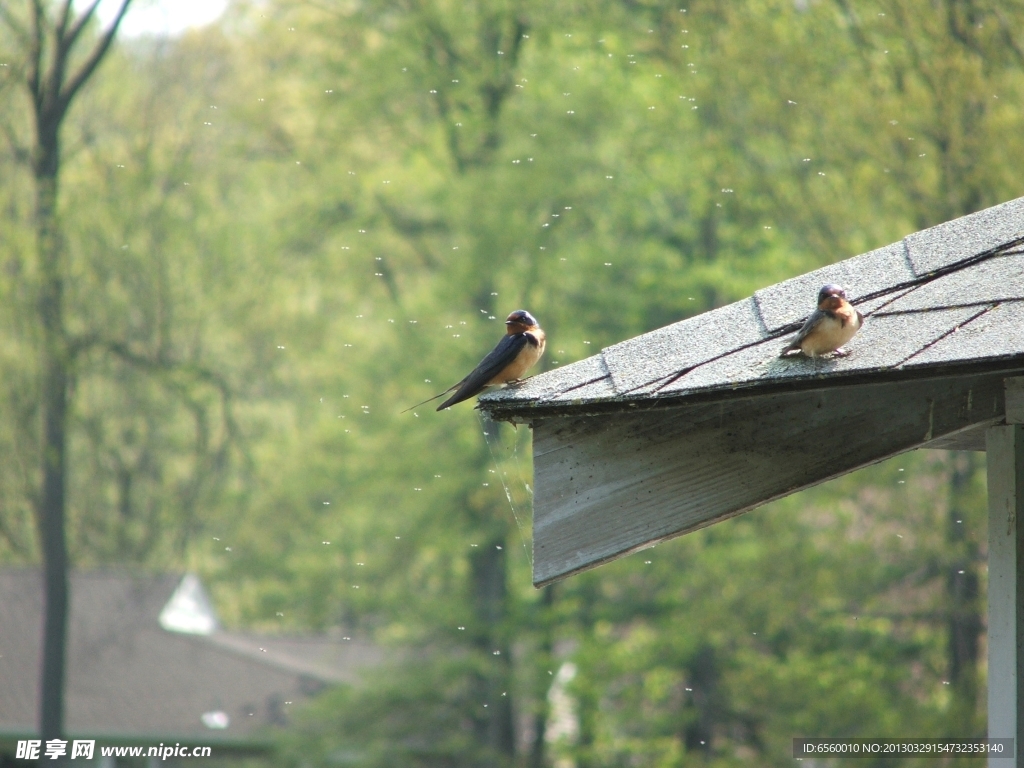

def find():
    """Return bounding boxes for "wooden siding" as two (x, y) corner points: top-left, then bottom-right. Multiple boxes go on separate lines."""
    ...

(530, 373), (1008, 586)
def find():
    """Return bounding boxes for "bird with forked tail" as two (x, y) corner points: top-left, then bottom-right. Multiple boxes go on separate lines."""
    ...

(404, 310), (546, 412)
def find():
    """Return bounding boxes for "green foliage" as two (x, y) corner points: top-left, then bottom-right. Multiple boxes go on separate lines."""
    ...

(558, 452), (983, 766)
(282, 654), (518, 768)
(1, 0), (1018, 764)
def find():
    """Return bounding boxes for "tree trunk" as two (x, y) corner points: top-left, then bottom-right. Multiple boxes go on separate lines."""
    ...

(684, 644), (720, 755)
(469, 534), (516, 763)
(34, 128), (71, 745)
(9, 3), (135, 745)
(528, 585), (556, 768)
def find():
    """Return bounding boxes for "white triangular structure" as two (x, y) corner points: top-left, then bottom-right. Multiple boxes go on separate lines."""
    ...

(158, 573), (218, 635)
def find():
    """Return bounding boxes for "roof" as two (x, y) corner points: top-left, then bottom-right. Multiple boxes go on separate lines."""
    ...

(476, 196), (1024, 587)
(480, 196), (1024, 419)
(0, 570), (384, 746)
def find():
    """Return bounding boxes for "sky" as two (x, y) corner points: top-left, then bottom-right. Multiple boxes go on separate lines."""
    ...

(93, 0), (228, 37)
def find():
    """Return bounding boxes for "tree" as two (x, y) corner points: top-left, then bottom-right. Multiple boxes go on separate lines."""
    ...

(0, 0), (132, 742)
(3, 0), (243, 744)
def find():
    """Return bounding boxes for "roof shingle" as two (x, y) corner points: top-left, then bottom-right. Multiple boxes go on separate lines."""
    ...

(753, 241), (914, 332)
(904, 197), (1024, 275)
(600, 298), (766, 393)
(481, 196), (1024, 416)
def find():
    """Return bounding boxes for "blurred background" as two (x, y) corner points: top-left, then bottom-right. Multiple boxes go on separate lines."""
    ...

(2, 0), (1023, 765)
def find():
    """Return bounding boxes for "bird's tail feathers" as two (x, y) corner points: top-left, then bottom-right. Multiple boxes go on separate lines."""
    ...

(401, 385), (458, 414)
(779, 339), (801, 357)
(436, 389), (467, 411)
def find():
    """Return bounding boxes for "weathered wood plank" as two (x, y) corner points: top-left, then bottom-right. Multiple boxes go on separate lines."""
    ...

(920, 424), (988, 451)
(986, 424), (1024, 767)
(531, 373), (1007, 586)
(1007, 377), (1024, 424)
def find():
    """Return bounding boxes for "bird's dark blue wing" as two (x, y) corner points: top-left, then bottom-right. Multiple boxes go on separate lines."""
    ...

(437, 333), (530, 410)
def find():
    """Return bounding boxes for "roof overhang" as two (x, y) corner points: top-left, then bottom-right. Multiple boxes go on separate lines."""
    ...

(511, 369), (1022, 585)
(479, 197), (1024, 586)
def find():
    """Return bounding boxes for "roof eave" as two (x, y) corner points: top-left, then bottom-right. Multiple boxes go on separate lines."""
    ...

(480, 356), (1024, 423)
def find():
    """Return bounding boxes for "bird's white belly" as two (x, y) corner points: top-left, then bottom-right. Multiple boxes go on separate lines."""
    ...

(800, 315), (859, 357)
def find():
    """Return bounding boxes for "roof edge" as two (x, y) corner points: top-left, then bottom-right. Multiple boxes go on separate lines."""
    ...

(480, 360), (1024, 422)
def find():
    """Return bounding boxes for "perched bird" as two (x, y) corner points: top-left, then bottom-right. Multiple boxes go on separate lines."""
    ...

(404, 310), (546, 412)
(780, 284), (864, 358)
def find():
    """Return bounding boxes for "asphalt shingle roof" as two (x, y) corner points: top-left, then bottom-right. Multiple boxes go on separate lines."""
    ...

(481, 196), (1024, 416)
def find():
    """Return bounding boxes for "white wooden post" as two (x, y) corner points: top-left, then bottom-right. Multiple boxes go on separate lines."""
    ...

(988, 378), (1024, 767)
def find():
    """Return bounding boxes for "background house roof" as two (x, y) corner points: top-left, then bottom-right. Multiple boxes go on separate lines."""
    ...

(0, 570), (383, 746)
(481, 196), (1024, 418)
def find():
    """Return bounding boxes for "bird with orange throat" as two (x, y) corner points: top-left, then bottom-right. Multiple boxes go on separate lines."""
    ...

(405, 310), (546, 412)
(780, 284), (863, 358)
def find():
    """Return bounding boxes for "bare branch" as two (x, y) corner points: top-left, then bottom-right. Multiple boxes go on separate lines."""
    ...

(63, 0), (102, 51)
(97, 340), (234, 409)
(89, 337), (240, 474)
(46, 5), (75, 121)
(27, 0), (44, 107)
(59, 0), (131, 113)
(54, 0), (75, 42)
